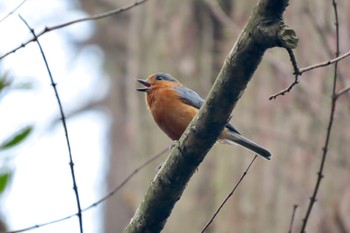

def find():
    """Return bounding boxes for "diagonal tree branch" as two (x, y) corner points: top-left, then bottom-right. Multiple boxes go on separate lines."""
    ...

(269, 47), (300, 100)
(288, 204), (299, 233)
(0, 0), (149, 60)
(123, 0), (296, 232)
(269, 48), (350, 100)
(201, 155), (258, 233)
(335, 86), (350, 99)
(298, 49), (350, 74)
(0, 0), (27, 23)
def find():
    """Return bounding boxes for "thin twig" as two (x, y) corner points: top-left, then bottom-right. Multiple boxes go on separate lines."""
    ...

(303, 1), (345, 87)
(268, 7), (350, 100)
(269, 48), (300, 100)
(201, 155), (258, 233)
(269, 48), (350, 100)
(19, 16), (83, 233)
(288, 204), (298, 233)
(83, 147), (169, 210)
(269, 78), (298, 100)
(287, 48), (299, 75)
(335, 86), (350, 99)
(1, 147), (169, 233)
(299, 0), (340, 231)
(0, 0), (27, 23)
(298, 49), (350, 74)
(0, 0), (149, 60)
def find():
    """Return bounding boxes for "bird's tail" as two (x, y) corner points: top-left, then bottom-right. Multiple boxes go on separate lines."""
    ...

(219, 131), (271, 160)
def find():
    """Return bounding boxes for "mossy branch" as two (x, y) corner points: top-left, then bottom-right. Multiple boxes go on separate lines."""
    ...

(124, 0), (296, 232)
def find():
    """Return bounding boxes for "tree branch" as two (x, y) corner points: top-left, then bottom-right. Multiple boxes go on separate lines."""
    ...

(335, 86), (350, 99)
(0, 0), (149, 60)
(288, 204), (298, 233)
(269, 48), (299, 99)
(300, 0), (340, 231)
(201, 155), (258, 233)
(269, 47), (350, 100)
(0, 0), (27, 23)
(298, 49), (350, 74)
(19, 16), (83, 233)
(123, 0), (296, 232)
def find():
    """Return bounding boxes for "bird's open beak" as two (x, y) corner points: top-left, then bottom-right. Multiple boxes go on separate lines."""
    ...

(137, 79), (151, 92)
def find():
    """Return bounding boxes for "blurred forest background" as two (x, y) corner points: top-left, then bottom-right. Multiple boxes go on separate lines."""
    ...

(1, 0), (350, 232)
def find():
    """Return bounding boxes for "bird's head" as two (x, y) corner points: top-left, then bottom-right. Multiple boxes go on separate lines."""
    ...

(137, 72), (180, 92)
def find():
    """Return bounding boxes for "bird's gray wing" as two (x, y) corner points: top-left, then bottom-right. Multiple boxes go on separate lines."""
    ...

(172, 86), (240, 134)
(173, 86), (204, 109)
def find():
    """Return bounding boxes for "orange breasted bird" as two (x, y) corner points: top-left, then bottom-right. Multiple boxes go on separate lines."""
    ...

(137, 72), (271, 159)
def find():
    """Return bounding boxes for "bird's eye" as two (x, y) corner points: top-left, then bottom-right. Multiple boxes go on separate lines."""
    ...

(156, 76), (163, 81)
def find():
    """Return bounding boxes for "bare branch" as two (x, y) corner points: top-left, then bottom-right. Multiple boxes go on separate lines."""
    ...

(19, 16), (83, 233)
(288, 204), (298, 233)
(269, 46), (350, 100)
(0, 0), (27, 23)
(201, 155), (257, 233)
(303, 0), (347, 87)
(300, 0), (340, 231)
(83, 147), (169, 211)
(0, 0), (149, 60)
(335, 86), (350, 99)
(269, 48), (299, 100)
(268, 2), (350, 101)
(269, 76), (298, 100)
(298, 49), (350, 74)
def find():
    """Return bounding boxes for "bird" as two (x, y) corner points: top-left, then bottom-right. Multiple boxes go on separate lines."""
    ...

(137, 72), (271, 159)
